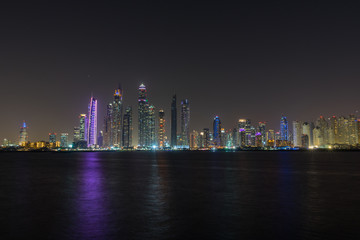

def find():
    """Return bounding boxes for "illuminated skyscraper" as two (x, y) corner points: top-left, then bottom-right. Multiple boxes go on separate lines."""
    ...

(73, 127), (80, 143)
(203, 128), (210, 148)
(213, 116), (221, 147)
(138, 84), (149, 147)
(158, 109), (165, 148)
(79, 114), (86, 141)
(258, 122), (266, 147)
(302, 122), (312, 146)
(171, 94), (177, 147)
(49, 133), (57, 144)
(122, 106), (132, 148)
(19, 121), (28, 146)
(60, 133), (69, 148)
(292, 120), (303, 147)
(316, 116), (328, 145)
(148, 105), (156, 146)
(280, 116), (288, 141)
(111, 87), (123, 147)
(190, 130), (198, 149)
(180, 99), (190, 147)
(103, 103), (113, 147)
(348, 115), (358, 145)
(86, 97), (98, 147)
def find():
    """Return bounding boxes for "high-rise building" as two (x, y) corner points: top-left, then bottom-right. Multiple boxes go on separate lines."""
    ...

(213, 116), (221, 147)
(266, 129), (275, 147)
(190, 130), (198, 149)
(19, 121), (28, 146)
(317, 116), (329, 145)
(148, 105), (156, 147)
(203, 128), (210, 148)
(138, 84), (149, 147)
(49, 133), (57, 144)
(73, 127), (80, 143)
(79, 114), (86, 141)
(328, 116), (336, 144)
(103, 103), (113, 147)
(337, 116), (348, 144)
(280, 116), (288, 141)
(301, 134), (309, 148)
(258, 122), (266, 147)
(180, 99), (190, 147)
(60, 133), (69, 148)
(292, 120), (303, 147)
(302, 122), (312, 146)
(348, 115), (358, 145)
(86, 97), (98, 147)
(312, 127), (322, 147)
(122, 106), (132, 148)
(97, 131), (103, 147)
(111, 87), (123, 147)
(171, 94), (177, 147)
(158, 110), (165, 148)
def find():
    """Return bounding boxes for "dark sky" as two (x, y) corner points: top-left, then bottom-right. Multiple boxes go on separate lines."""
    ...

(1, 1), (360, 143)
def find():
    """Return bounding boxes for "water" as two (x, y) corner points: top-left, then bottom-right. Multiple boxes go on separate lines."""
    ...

(0, 151), (360, 239)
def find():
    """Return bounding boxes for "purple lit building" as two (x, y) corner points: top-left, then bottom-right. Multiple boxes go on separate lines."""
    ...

(86, 97), (98, 147)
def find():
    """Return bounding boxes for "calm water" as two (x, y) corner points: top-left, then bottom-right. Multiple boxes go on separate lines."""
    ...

(0, 151), (360, 239)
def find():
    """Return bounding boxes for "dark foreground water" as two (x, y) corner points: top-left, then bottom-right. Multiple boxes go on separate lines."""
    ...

(0, 151), (360, 240)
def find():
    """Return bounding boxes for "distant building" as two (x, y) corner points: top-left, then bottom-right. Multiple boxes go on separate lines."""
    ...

(158, 110), (165, 148)
(138, 84), (150, 148)
(103, 103), (113, 147)
(302, 122), (312, 146)
(180, 99), (190, 147)
(86, 97), (98, 147)
(171, 94), (177, 147)
(112, 87), (123, 147)
(348, 115), (358, 145)
(122, 106), (132, 148)
(60, 133), (69, 148)
(148, 105), (156, 147)
(19, 121), (28, 146)
(79, 114), (86, 141)
(292, 121), (303, 147)
(213, 116), (221, 147)
(73, 127), (80, 143)
(280, 116), (288, 141)
(301, 134), (309, 148)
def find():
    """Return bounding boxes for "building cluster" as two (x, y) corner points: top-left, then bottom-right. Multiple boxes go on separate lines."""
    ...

(2, 84), (360, 151)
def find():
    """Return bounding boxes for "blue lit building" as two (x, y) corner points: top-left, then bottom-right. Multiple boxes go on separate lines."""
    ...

(213, 116), (221, 147)
(280, 115), (288, 141)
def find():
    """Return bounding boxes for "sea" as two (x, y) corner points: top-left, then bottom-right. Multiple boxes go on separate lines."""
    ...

(0, 151), (359, 239)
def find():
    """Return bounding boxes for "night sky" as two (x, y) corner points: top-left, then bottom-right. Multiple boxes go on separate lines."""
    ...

(1, 2), (360, 143)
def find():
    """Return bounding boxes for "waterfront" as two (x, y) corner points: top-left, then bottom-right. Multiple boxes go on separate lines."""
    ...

(0, 151), (359, 239)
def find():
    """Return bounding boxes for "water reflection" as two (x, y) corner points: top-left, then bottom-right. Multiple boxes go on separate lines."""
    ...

(75, 152), (109, 239)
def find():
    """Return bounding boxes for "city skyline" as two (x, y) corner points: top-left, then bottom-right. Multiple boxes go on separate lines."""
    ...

(4, 82), (360, 149)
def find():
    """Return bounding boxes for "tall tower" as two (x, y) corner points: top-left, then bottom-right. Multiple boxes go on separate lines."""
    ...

(280, 115), (288, 141)
(19, 121), (28, 146)
(171, 94), (177, 147)
(138, 84), (149, 147)
(122, 106), (132, 148)
(148, 105), (156, 146)
(79, 114), (86, 141)
(87, 97), (98, 147)
(103, 103), (113, 147)
(158, 109), (165, 148)
(292, 120), (303, 147)
(180, 99), (190, 147)
(213, 116), (221, 147)
(112, 86), (123, 147)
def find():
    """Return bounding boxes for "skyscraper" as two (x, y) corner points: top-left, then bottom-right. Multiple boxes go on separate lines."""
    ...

(49, 132), (57, 144)
(111, 87), (123, 147)
(60, 133), (69, 148)
(280, 116), (288, 141)
(158, 109), (165, 148)
(258, 122), (266, 147)
(148, 105), (156, 146)
(171, 94), (177, 147)
(73, 127), (80, 143)
(79, 114), (86, 141)
(213, 116), (221, 147)
(19, 121), (28, 146)
(348, 115), (358, 145)
(122, 106), (132, 148)
(86, 97), (98, 147)
(292, 120), (303, 147)
(103, 103), (113, 147)
(180, 99), (190, 147)
(302, 122), (312, 146)
(138, 84), (148, 147)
